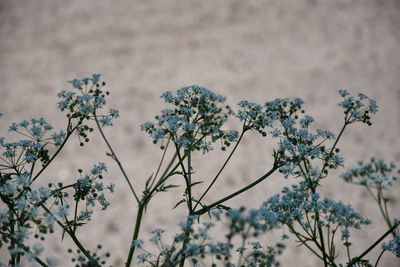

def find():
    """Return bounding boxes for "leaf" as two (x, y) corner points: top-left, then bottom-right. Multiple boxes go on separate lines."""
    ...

(145, 173), (153, 190)
(216, 204), (231, 211)
(190, 181), (204, 187)
(184, 181), (204, 194)
(173, 199), (186, 209)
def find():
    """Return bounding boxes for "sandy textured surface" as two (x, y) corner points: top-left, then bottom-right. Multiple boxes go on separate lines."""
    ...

(0, 0), (399, 266)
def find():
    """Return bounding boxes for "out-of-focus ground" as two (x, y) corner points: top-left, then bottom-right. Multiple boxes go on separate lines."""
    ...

(0, 0), (399, 266)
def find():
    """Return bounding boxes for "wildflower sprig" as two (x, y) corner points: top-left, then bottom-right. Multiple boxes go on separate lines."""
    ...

(341, 158), (399, 233)
(57, 74), (119, 146)
(338, 89), (378, 125)
(259, 182), (371, 265)
(141, 85), (238, 153)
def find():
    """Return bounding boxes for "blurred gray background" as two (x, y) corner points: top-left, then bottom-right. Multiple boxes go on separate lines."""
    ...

(0, 0), (399, 266)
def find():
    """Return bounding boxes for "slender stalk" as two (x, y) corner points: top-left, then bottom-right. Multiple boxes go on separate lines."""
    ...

(94, 111), (140, 204)
(32, 120), (76, 183)
(174, 143), (192, 213)
(22, 246), (48, 267)
(374, 250), (385, 267)
(126, 204), (145, 267)
(73, 200), (79, 232)
(194, 164), (279, 215)
(320, 122), (348, 177)
(40, 204), (95, 263)
(317, 222), (328, 267)
(194, 130), (245, 211)
(148, 138), (171, 190)
(287, 225), (325, 262)
(187, 149), (193, 214)
(153, 152), (178, 189)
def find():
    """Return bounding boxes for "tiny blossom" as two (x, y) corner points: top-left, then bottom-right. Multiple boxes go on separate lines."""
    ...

(91, 162), (107, 175)
(279, 161), (297, 178)
(109, 108), (119, 118)
(137, 253), (151, 264)
(68, 78), (83, 89)
(57, 202), (70, 218)
(183, 243), (201, 257)
(45, 257), (58, 266)
(248, 241), (262, 249)
(149, 235), (161, 244)
(79, 210), (93, 221)
(32, 243), (45, 254)
(107, 183), (115, 193)
(86, 195), (96, 207)
(92, 73), (101, 83)
(237, 247), (247, 253)
(94, 182), (104, 192)
(131, 239), (144, 248)
(97, 193), (110, 210)
(52, 130), (66, 147)
(0, 208), (10, 224)
(151, 228), (166, 235)
(16, 173), (32, 187)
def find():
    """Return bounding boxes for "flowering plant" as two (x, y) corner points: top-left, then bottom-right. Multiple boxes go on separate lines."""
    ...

(0, 75), (398, 266)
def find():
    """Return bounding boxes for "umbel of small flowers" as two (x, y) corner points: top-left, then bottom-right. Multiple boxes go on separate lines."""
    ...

(141, 85), (238, 153)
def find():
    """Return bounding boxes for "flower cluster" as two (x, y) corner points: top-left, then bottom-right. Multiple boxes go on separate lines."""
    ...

(0, 171), (54, 262)
(57, 74), (119, 146)
(236, 97), (304, 136)
(236, 95), (343, 179)
(341, 158), (399, 189)
(259, 182), (371, 239)
(141, 85), (238, 153)
(73, 163), (114, 219)
(382, 235), (400, 258)
(338, 89), (378, 125)
(2, 118), (65, 168)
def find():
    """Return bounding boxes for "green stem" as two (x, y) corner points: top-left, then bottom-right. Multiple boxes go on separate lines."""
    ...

(73, 200), (79, 233)
(320, 122), (348, 177)
(147, 153), (180, 201)
(374, 249), (385, 267)
(126, 205), (145, 267)
(40, 204), (95, 264)
(22, 246), (48, 267)
(94, 111), (140, 204)
(317, 221), (328, 267)
(194, 164), (279, 215)
(175, 144), (192, 213)
(32, 120), (76, 183)
(148, 138), (171, 190)
(288, 225), (325, 262)
(187, 149), (193, 214)
(194, 129), (245, 211)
